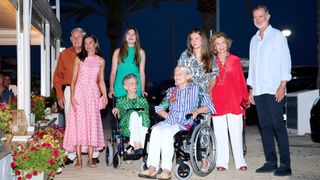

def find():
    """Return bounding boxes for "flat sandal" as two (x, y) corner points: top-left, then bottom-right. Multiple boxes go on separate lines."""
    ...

(138, 169), (157, 179)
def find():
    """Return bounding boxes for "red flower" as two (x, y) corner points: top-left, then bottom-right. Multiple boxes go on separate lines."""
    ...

(17, 177), (22, 180)
(41, 142), (52, 148)
(39, 132), (45, 139)
(25, 173), (32, 179)
(50, 171), (55, 177)
(33, 169), (38, 176)
(48, 158), (55, 165)
(15, 170), (21, 175)
(10, 162), (16, 168)
(52, 149), (59, 157)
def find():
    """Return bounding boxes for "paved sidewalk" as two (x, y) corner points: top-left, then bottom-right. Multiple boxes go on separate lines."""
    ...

(55, 114), (320, 180)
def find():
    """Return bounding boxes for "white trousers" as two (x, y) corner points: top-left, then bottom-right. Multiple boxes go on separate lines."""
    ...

(129, 112), (148, 148)
(212, 113), (246, 169)
(64, 87), (99, 160)
(147, 122), (180, 171)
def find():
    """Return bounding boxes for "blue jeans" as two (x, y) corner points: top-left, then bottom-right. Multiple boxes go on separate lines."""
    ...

(254, 94), (290, 167)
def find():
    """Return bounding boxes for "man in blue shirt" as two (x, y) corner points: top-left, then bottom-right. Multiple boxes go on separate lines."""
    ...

(0, 74), (14, 103)
(247, 5), (292, 176)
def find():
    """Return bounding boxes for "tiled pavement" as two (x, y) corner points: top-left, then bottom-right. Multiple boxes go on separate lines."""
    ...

(55, 112), (320, 180)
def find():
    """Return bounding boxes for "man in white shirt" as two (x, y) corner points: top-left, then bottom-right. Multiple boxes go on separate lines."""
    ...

(3, 74), (17, 96)
(247, 5), (292, 176)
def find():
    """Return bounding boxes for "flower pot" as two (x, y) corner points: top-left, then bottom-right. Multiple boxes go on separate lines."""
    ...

(16, 171), (47, 180)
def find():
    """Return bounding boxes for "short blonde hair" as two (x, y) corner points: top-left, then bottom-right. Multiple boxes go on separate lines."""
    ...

(174, 65), (193, 83)
(210, 32), (232, 55)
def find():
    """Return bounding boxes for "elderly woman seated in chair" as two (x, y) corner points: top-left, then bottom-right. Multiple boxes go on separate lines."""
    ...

(138, 65), (215, 180)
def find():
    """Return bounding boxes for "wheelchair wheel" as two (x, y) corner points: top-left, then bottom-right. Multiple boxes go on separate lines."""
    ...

(174, 161), (192, 180)
(113, 152), (121, 168)
(189, 122), (216, 177)
(105, 140), (113, 166)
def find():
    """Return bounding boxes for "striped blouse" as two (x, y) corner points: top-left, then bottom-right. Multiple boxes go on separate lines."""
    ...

(178, 49), (219, 91)
(155, 83), (215, 131)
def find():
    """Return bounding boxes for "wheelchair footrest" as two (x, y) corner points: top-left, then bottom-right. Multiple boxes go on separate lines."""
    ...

(123, 153), (141, 160)
(123, 148), (144, 161)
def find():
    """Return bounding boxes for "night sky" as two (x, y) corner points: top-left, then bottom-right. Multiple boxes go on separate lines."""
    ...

(0, 0), (317, 83)
(59, 0), (317, 82)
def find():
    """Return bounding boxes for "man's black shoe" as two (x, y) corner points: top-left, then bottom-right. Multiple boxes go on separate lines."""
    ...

(64, 158), (74, 165)
(92, 158), (100, 164)
(256, 162), (278, 173)
(274, 165), (292, 176)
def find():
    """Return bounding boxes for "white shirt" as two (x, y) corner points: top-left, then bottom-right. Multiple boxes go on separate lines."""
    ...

(247, 25), (292, 96)
(9, 85), (17, 96)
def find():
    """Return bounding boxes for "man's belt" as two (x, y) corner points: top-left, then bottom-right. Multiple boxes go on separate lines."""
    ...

(62, 84), (71, 91)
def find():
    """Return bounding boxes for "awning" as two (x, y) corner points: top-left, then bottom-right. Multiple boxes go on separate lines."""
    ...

(0, 0), (61, 45)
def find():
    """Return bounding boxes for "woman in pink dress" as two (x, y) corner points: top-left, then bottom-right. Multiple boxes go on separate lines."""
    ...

(63, 34), (108, 168)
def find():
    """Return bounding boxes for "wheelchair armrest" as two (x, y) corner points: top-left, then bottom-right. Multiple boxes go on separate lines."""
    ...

(126, 108), (145, 112)
(185, 113), (205, 120)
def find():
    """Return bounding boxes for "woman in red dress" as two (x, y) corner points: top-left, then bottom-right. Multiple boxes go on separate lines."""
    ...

(210, 32), (249, 171)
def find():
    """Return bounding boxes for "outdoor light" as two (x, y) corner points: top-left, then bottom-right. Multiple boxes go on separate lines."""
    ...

(282, 29), (291, 37)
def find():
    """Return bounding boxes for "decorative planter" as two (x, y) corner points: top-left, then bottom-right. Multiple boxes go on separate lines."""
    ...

(10, 110), (28, 135)
(16, 171), (47, 180)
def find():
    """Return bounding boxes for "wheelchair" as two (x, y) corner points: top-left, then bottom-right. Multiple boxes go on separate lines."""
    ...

(140, 114), (217, 180)
(105, 107), (146, 168)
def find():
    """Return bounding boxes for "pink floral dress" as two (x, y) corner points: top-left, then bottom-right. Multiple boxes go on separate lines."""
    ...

(63, 55), (105, 153)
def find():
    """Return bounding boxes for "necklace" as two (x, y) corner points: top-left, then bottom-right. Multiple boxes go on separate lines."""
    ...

(218, 54), (228, 82)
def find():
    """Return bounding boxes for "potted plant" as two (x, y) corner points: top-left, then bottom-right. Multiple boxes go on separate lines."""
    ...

(31, 95), (45, 122)
(11, 125), (66, 180)
(9, 96), (17, 110)
(0, 102), (11, 138)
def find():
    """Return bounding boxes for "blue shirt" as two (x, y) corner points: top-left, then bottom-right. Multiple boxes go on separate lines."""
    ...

(155, 83), (215, 131)
(247, 25), (292, 96)
(1, 88), (14, 103)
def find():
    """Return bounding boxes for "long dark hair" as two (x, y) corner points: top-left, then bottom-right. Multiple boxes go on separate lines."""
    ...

(78, 34), (102, 61)
(187, 28), (213, 73)
(118, 26), (141, 66)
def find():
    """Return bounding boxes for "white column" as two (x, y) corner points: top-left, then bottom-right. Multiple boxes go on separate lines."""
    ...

(45, 23), (51, 96)
(16, 0), (24, 109)
(40, 23), (45, 96)
(23, 0), (31, 124)
(56, 0), (60, 21)
(51, 45), (56, 87)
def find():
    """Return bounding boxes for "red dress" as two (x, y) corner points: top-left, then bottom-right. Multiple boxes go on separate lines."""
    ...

(211, 53), (248, 116)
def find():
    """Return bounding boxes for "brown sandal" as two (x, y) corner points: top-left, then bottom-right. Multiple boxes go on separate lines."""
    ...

(157, 171), (172, 180)
(138, 169), (157, 179)
(87, 159), (96, 168)
(74, 161), (82, 169)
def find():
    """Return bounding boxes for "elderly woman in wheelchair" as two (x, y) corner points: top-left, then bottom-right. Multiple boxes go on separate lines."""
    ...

(138, 66), (215, 180)
(108, 74), (150, 167)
